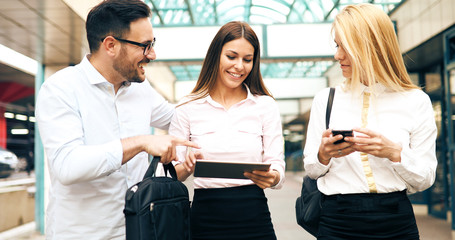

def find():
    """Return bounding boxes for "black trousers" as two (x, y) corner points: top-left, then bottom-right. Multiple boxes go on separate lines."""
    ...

(191, 185), (276, 240)
(318, 190), (419, 240)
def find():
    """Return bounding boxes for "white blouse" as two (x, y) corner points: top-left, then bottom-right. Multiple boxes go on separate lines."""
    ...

(304, 84), (437, 195)
(169, 87), (285, 189)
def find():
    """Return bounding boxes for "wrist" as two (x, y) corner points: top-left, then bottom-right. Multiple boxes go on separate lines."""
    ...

(271, 170), (280, 187)
(317, 152), (330, 165)
(139, 135), (149, 152)
(175, 164), (190, 181)
(390, 150), (402, 163)
(389, 144), (402, 163)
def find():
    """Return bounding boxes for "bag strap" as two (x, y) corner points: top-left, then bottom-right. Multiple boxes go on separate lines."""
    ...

(143, 156), (179, 180)
(325, 87), (335, 130)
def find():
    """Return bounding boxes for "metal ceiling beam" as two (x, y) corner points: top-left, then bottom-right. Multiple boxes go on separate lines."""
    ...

(248, 5), (287, 20)
(300, 0), (318, 21)
(156, 7), (187, 11)
(245, 0), (252, 23)
(218, 5), (246, 18)
(184, 0), (195, 25)
(324, 0), (340, 21)
(303, 62), (315, 76)
(285, 62), (297, 78)
(147, 0), (164, 25)
(213, 1), (219, 24)
(286, 0), (298, 22)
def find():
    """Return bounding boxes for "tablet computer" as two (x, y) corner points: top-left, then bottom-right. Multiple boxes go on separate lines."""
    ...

(193, 160), (271, 179)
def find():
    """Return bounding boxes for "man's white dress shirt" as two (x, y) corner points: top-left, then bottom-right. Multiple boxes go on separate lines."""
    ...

(169, 87), (285, 189)
(36, 55), (174, 239)
(304, 84), (437, 195)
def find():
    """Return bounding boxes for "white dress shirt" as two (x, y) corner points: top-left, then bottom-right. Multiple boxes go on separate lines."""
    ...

(304, 84), (437, 195)
(169, 87), (285, 189)
(35, 55), (174, 239)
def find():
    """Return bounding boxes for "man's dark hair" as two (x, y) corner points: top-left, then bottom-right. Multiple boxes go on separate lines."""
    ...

(86, 0), (151, 53)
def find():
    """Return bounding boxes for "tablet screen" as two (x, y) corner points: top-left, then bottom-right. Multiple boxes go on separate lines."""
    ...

(193, 160), (271, 179)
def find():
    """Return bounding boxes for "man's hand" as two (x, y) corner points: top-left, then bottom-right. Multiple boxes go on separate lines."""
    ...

(121, 135), (199, 164)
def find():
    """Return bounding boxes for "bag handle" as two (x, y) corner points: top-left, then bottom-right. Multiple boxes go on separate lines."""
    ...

(143, 156), (179, 180)
(325, 87), (335, 130)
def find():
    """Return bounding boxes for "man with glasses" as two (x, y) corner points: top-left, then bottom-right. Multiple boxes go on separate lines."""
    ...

(35, 0), (198, 239)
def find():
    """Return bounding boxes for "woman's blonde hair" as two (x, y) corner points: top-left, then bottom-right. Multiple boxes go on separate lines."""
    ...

(332, 3), (418, 91)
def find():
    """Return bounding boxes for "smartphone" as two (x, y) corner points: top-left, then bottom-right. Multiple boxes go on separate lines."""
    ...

(332, 130), (353, 144)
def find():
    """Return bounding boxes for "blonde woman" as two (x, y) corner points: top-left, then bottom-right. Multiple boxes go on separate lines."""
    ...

(304, 4), (437, 239)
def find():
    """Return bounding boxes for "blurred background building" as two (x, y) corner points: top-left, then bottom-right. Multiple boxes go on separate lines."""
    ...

(0, 0), (454, 238)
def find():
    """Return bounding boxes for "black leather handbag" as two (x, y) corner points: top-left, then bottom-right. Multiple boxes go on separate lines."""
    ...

(295, 87), (335, 237)
(124, 156), (191, 240)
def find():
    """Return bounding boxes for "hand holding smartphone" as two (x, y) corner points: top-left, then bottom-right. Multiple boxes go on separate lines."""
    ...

(332, 130), (353, 144)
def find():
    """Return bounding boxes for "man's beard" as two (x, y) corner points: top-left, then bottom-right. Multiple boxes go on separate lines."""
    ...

(113, 47), (145, 83)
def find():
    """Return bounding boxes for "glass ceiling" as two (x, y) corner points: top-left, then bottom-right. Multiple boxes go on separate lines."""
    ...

(170, 61), (335, 81)
(145, 0), (405, 81)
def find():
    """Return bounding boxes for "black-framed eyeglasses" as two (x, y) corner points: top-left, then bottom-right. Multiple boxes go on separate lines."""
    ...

(102, 37), (156, 55)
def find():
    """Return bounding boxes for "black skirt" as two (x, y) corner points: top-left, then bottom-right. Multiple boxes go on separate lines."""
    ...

(318, 190), (419, 240)
(191, 184), (277, 240)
